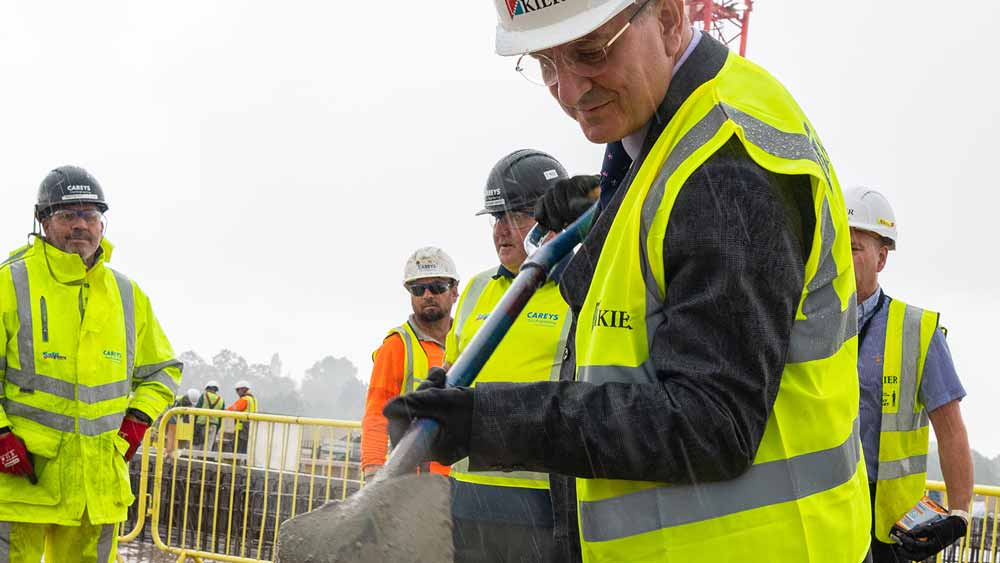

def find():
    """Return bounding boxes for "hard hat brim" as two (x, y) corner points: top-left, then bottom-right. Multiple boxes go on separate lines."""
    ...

(494, 1), (631, 56)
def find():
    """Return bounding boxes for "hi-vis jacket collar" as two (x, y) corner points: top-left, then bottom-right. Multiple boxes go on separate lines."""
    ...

(13, 237), (115, 284)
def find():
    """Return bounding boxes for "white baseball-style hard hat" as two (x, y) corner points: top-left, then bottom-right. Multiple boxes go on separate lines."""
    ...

(234, 380), (250, 390)
(493, 0), (638, 55)
(186, 388), (200, 404)
(403, 247), (459, 285)
(844, 187), (897, 250)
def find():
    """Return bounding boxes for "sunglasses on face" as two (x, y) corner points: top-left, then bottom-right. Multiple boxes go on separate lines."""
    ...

(406, 281), (453, 297)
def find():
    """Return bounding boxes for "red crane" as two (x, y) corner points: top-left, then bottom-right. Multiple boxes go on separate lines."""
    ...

(685, 0), (754, 56)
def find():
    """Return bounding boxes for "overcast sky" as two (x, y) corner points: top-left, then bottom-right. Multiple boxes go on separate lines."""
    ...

(3, 1), (998, 454)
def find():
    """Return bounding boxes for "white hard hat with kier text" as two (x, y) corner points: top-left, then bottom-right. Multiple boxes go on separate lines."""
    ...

(844, 187), (897, 250)
(403, 247), (459, 285)
(234, 380), (250, 390)
(493, 0), (637, 55)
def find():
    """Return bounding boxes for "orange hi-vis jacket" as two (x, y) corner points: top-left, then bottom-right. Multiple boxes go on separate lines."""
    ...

(362, 318), (449, 475)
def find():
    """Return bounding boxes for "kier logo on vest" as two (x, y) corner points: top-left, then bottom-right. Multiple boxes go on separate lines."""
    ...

(505, 0), (564, 17)
(591, 302), (633, 331)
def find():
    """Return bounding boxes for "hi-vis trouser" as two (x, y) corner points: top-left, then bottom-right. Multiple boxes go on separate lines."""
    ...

(872, 298), (938, 542)
(0, 512), (118, 563)
(572, 47), (870, 561)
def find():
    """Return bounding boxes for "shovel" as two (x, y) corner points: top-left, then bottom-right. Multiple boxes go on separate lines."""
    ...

(275, 206), (597, 563)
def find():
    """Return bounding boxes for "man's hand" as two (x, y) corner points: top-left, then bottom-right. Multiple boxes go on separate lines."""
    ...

(896, 514), (967, 561)
(382, 385), (473, 466)
(417, 367), (447, 391)
(118, 415), (150, 462)
(534, 174), (601, 232)
(0, 430), (37, 484)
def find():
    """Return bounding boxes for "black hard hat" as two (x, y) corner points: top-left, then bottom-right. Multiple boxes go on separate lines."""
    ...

(35, 165), (108, 220)
(477, 149), (568, 216)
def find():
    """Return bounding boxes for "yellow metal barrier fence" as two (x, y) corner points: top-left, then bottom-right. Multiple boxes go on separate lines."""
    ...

(117, 407), (362, 563)
(925, 480), (1000, 563)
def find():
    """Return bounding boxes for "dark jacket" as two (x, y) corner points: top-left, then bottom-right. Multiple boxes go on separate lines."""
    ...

(469, 35), (816, 562)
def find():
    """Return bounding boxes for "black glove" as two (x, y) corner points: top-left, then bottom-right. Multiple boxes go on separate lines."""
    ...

(896, 515), (967, 561)
(416, 367), (447, 391)
(534, 174), (601, 232)
(382, 385), (473, 466)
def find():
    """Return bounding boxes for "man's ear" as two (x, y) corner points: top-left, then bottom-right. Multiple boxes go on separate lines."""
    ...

(656, 0), (688, 57)
(876, 246), (889, 273)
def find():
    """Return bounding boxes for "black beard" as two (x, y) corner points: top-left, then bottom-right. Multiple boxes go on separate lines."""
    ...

(417, 308), (446, 324)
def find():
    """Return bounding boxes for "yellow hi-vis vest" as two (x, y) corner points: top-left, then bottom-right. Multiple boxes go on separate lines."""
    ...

(234, 393), (258, 432)
(445, 268), (572, 489)
(872, 298), (938, 542)
(196, 390), (225, 427)
(0, 237), (181, 525)
(572, 51), (870, 562)
(384, 322), (431, 395)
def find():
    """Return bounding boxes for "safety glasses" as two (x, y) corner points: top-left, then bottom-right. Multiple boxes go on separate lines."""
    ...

(406, 281), (453, 297)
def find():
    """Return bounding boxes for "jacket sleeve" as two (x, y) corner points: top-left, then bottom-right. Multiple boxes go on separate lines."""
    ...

(0, 300), (8, 429)
(361, 335), (405, 469)
(469, 140), (810, 483)
(127, 285), (183, 422)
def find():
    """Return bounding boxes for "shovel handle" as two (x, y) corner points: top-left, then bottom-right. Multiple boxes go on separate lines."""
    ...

(376, 205), (598, 482)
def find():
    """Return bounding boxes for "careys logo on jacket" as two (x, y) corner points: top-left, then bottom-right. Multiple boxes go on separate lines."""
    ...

(591, 302), (633, 331)
(505, 0), (564, 17)
(525, 310), (559, 327)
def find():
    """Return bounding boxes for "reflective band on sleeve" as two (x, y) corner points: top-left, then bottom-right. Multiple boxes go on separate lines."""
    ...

(579, 419), (861, 542)
(877, 455), (927, 480)
(78, 411), (125, 436)
(132, 366), (180, 394)
(111, 270), (136, 378)
(3, 399), (75, 433)
(10, 261), (35, 376)
(399, 328), (415, 394)
(132, 359), (181, 381)
(0, 356), (5, 372)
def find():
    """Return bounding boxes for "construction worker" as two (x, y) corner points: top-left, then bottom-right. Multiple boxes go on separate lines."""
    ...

(361, 247), (459, 480)
(226, 380), (257, 454)
(165, 389), (200, 455)
(445, 151), (586, 562)
(193, 380), (225, 448)
(0, 165), (182, 562)
(385, 1), (872, 562)
(846, 187), (972, 562)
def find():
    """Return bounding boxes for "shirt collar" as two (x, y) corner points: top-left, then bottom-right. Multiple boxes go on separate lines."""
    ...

(407, 314), (447, 347)
(858, 286), (884, 329)
(622, 29), (703, 161)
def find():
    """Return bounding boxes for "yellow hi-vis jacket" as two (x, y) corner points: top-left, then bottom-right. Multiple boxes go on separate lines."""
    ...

(445, 268), (572, 489)
(872, 298), (939, 542)
(572, 50), (870, 562)
(0, 237), (181, 525)
(195, 390), (225, 427)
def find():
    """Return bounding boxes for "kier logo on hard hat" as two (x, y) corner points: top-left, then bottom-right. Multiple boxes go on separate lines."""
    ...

(506, 0), (564, 17)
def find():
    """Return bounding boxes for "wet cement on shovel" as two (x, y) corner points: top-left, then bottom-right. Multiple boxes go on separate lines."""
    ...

(275, 473), (453, 563)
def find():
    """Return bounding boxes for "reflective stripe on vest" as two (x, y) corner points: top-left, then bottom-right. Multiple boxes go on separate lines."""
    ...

(3, 259), (136, 436)
(573, 50), (868, 562)
(449, 270), (572, 489)
(387, 322), (430, 396)
(872, 298), (937, 542)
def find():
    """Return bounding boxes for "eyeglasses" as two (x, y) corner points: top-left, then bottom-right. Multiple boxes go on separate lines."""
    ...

(489, 211), (536, 229)
(406, 281), (453, 297)
(515, 0), (653, 87)
(49, 209), (104, 225)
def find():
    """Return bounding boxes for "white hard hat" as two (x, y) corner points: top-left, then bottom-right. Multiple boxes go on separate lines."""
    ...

(403, 247), (459, 285)
(205, 380), (219, 389)
(493, 0), (636, 55)
(186, 388), (200, 404)
(234, 380), (250, 390)
(844, 187), (897, 250)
